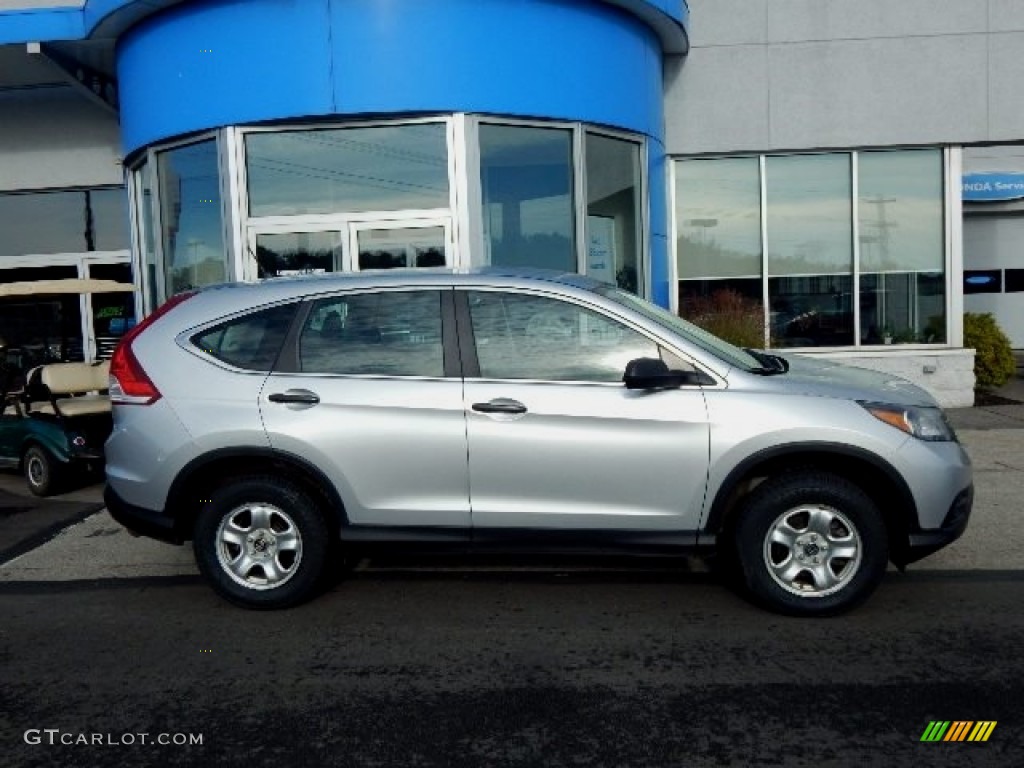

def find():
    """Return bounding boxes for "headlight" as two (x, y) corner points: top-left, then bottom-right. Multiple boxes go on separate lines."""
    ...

(860, 402), (956, 442)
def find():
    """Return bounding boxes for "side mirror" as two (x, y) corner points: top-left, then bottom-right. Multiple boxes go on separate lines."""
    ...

(623, 357), (700, 390)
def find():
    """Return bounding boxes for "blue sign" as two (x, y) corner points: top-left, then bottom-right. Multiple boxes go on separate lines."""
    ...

(962, 172), (1024, 202)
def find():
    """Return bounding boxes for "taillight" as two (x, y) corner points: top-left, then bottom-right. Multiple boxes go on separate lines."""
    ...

(109, 291), (197, 406)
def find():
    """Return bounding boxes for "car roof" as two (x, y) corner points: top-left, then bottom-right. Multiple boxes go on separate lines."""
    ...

(195, 267), (605, 299)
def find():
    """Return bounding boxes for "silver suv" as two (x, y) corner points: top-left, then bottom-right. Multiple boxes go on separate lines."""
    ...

(104, 270), (973, 615)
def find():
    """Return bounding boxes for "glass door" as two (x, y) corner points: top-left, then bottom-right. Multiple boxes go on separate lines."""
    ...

(247, 229), (344, 279)
(349, 219), (451, 271)
(84, 261), (136, 361)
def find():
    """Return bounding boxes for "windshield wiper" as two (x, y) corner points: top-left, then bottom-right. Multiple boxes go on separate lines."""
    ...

(743, 349), (789, 375)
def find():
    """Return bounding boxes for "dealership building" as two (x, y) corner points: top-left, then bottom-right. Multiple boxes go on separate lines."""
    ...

(3, 0), (1024, 406)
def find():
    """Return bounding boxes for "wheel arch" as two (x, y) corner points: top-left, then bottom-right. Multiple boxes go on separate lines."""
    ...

(165, 447), (348, 540)
(20, 432), (71, 467)
(705, 442), (916, 562)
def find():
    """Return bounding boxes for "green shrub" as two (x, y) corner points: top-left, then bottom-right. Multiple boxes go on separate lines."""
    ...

(963, 312), (1016, 389)
(682, 289), (765, 349)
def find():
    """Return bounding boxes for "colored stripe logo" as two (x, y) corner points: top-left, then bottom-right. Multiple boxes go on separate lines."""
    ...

(920, 721), (997, 742)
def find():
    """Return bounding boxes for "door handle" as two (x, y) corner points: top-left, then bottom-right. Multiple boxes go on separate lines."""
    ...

(472, 398), (527, 415)
(268, 390), (320, 405)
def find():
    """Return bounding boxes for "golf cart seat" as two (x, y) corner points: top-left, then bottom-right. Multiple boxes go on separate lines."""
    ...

(31, 361), (111, 417)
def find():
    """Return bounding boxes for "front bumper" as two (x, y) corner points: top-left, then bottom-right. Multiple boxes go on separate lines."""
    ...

(104, 485), (186, 545)
(900, 484), (973, 566)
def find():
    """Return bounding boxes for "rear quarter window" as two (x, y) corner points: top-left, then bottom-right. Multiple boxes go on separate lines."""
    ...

(191, 303), (297, 370)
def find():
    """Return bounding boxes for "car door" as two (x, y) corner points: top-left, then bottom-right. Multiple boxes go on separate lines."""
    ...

(260, 287), (471, 528)
(459, 288), (711, 532)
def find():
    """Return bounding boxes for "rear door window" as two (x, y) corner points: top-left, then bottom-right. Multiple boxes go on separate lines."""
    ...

(192, 303), (298, 370)
(298, 290), (444, 377)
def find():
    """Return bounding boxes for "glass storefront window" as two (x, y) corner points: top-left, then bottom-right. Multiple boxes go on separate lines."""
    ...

(246, 123), (449, 217)
(0, 191), (84, 257)
(858, 150), (945, 344)
(130, 118), (649, 318)
(675, 156), (764, 342)
(356, 226), (446, 270)
(675, 150), (947, 348)
(0, 189), (127, 258)
(479, 124), (575, 272)
(90, 189), (131, 252)
(676, 157), (762, 280)
(0, 266), (83, 371)
(766, 154), (854, 348)
(585, 133), (642, 293)
(157, 139), (227, 295)
(254, 231), (342, 278)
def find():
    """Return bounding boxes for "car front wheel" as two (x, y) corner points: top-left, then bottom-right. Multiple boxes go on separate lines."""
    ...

(194, 476), (330, 609)
(733, 471), (888, 616)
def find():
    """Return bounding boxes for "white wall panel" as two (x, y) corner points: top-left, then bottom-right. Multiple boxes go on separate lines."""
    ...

(988, 32), (1024, 142)
(767, 0), (988, 43)
(990, 0), (1024, 31)
(0, 87), (122, 191)
(667, 0), (1024, 155)
(663, 45), (769, 155)
(767, 35), (988, 150)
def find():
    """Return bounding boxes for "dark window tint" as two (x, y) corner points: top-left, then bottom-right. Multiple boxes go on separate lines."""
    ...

(193, 303), (297, 370)
(1005, 269), (1024, 293)
(0, 188), (129, 257)
(299, 291), (444, 377)
(467, 291), (658, 382)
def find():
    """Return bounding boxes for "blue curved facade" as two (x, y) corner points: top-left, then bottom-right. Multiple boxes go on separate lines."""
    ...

(114, 0), (675, 304)
(116, 0), (665, 154)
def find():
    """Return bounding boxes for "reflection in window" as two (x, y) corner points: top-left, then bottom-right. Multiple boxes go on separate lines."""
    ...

(858, 150), (945, 344)
(157, 139), (227, 295)
(0, 188), (128, 257)
(480, 125), (575, 272)
(90, 189), (130, 252)
(134, 161), (159, 311)
(675, 150), (947, 347)
(676, 156), (765, 345)
(676, 157), (762, 280)
(356, 226), (446, 270)
(0, 266), (83, 371)
(247, 124), (449, 217)
(255, 231), (341, 278)
(299, 291), (443, 377)
(765, 154), (853, 346)
(87, 263), (137, 360)
(193, 303), (297, 371)
(467, 291), (658, 382)
(586, 133), (642, 293)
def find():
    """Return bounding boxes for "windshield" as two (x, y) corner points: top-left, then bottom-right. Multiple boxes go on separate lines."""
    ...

(595, 286), (763, 371)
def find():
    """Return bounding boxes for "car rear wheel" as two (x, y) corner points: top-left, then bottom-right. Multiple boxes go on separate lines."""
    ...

(194, 476), (330, 609)
(24, 444), (62, 497)
(732, 471), (888, 616)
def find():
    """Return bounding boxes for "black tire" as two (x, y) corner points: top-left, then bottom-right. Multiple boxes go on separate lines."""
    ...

(23, 444), (62, 497)
(193, 476), (330, 609)
(732, 471), (888, 617)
